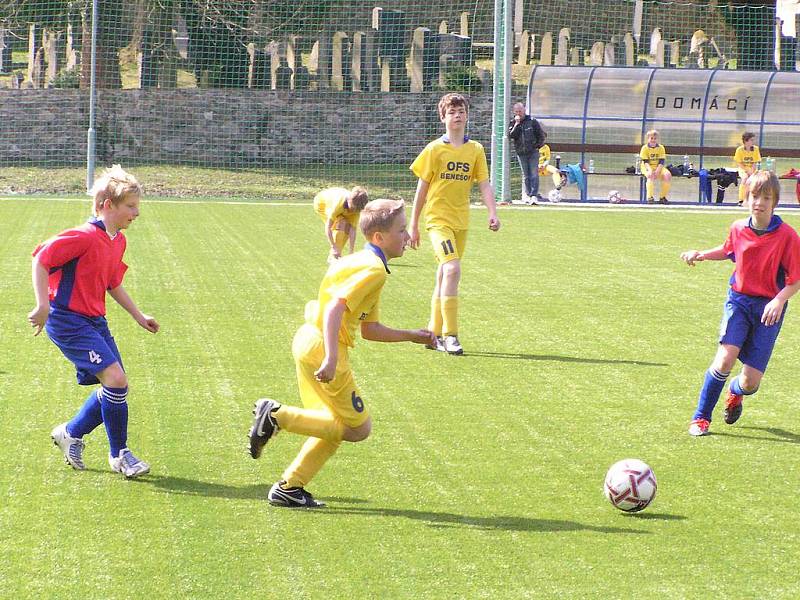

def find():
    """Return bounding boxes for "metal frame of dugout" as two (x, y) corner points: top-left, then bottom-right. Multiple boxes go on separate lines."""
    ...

(526, 65), (800, 203)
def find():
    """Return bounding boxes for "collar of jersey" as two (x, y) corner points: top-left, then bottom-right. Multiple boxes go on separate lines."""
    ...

(747, 214), (782, 233)
(89, 216), (119, 239)
(441, 134), (470, 144)
(365, 243), (390, 274)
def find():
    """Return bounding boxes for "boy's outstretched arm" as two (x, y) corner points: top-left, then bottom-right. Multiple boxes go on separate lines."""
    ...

(108, 285), (159, 333)
(409, 178), (429, 249)
(478, 180), (500, 231)
(680, 244), (727, 266)
(28, 258), (50, 336)
(325, 219), (340, 259)
(361, 321), (435, 345)
(762, 280), (800, 326)
(316, 298), (347, 382)
(348, 224), (356, 254)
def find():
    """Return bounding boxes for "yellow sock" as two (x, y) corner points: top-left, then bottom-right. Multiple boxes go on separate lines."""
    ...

(333, 230), (348, 255)
(273, 405), (345, 442)
(646, 179), (655, 199)
(659, 178), (671, 199)
(429, 296), (443, 335)
(738, 182), (746, 202)
(283, 437), (341, 489)
(442, 295), (459, 337)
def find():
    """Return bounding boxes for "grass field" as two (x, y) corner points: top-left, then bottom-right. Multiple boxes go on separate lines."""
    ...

(1, 197), (799, 599)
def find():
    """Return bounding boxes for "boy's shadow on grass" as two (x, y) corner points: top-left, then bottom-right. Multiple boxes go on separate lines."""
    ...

(712, 426), (800, 445)
(466, 351), (666, 367)
(321, 506), (657, 534)
(133, 474), (371, 504)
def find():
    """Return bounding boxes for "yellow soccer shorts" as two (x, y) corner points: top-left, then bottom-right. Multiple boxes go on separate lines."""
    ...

(291, 323), (369, 428)
(428, 226), (468, 264)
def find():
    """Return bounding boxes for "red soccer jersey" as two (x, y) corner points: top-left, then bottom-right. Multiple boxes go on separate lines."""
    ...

(32, 218), (128, 317)
(722, 216), (800, 299)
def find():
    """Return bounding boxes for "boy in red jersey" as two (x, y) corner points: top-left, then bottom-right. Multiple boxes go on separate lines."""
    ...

(681, 171), (800, 436)
(29, 165), (159, 476)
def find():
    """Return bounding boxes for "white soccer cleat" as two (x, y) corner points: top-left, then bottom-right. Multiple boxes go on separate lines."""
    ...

(109, 448), (150, 478)
(443, 335), (464, 355)
(425, 336), (446, 352)
(51, 423), (86, 470)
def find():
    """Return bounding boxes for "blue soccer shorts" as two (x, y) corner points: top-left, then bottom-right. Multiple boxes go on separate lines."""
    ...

(719, 290), (785, 374)
(45, 307), (124, 385)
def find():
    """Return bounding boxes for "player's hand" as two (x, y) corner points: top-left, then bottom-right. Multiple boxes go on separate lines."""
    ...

(409, 227), (420, 250)
(761, 298), (786, 326)
(27, 304), (49, 336)
(680, 250), (703, 266)
(138, 314), (160, 333)
(315, 358), (336, 383)
(488, 216), (500, 231)
(410, 329), (436, 345)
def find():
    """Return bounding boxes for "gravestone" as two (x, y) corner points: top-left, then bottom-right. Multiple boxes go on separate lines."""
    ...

(411, 27), (439, 92)
(569, 47), (582, 65)
(247, 43), (269, 89)
(589, 42), (604, 66)
(555, 28), (570, 65)
(294, 65), (310, 90)
(66, 23), (80, 71)
(331, 31), (350, 91)
(539, 32), (553, 65)
(139, 28), (158, 88)
(0, 29), (11, 75)
(623, 33), (635, 66)
(460, 12), (469, 37)
(438, 33), (471, 66)
(668, 40), (680, 67)
(518, 30), (530, 65)
(438, 21), (448, 35)
(604, 41), (615, 66)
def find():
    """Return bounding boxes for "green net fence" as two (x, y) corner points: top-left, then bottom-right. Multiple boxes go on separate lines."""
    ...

(0, 1), (795, 199)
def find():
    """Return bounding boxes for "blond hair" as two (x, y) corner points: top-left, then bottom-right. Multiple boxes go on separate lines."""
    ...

(360, 199), (405, 239)
(645, 129), (659, 140)
(747, 170), (780, 206)
(89, 164), (142, 216)
(438, 93), (469, 120)
(348, 186), (369, 211)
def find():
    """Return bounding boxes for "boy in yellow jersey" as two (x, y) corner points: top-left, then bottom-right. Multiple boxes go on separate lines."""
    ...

(733, 132), (762, 206)
(639, 129), (672, 204)
(248, 200), (434, 508)
(537, 133), (567, 203)
(409, 93), (501, 355)
(313, 186), (369, 262)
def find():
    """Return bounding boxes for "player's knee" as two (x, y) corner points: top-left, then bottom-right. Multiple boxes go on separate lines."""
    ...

(97, 364), (128, 389)
(663, 172), (672, 181)
(344, 418), (371, 442)
(442, 260), (461, 280)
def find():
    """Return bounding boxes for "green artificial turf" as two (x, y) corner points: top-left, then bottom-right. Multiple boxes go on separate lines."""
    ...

(1, 197), (798, 598)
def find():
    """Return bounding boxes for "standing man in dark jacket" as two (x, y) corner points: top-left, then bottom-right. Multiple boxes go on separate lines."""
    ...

(508, 102), (545, 204)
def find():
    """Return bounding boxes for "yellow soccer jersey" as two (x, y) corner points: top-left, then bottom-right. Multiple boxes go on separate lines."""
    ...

(639, 144), (666, 169)
(313, 187), (360, 227)
(305, 247), (387, 347)
(410, 136), (490, 231)
(538, 144), (551, 168)
(733, 145), (761, 169)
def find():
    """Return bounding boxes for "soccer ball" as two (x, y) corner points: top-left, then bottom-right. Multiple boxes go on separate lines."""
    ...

(603, 459), (657, 513)
(548, 189), (562, 203)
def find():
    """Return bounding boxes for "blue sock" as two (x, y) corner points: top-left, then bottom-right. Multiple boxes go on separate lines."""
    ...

(99, 386), (129, 457)
(66, 389), (103, 438)
(729, 376), (758, 396)
(693, 368), (730, 421)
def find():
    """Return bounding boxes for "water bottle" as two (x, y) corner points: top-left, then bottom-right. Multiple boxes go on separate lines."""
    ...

(683, 154), (689, 170)
(588, 159), (595, 173)
(765, 157), (775, 172)
(555, 154), (561, 169)
(634, 154), (641, 174)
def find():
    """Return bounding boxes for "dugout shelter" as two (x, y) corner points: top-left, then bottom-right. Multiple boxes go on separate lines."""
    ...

(526, 65), (800, 202)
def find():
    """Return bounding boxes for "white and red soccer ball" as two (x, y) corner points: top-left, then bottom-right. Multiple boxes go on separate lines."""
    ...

(604, 459), (657, 512)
